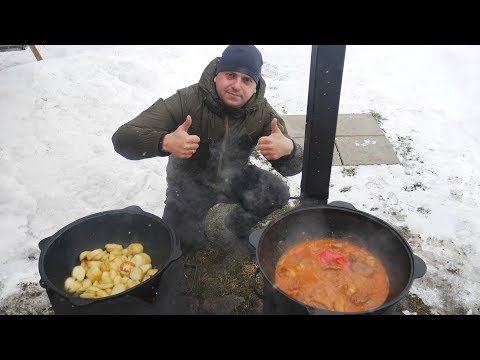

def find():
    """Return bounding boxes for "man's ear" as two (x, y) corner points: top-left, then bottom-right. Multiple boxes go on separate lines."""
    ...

(213, 76), (217, 83)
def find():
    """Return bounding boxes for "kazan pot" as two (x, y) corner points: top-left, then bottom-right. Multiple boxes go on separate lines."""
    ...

(249, 203), (427, 315)
(38, 205), (184, 315)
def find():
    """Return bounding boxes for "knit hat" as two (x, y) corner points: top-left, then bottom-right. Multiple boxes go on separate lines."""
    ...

(215, 45), (263, 83)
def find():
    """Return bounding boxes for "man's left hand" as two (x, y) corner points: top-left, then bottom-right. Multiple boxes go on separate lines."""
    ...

(257, 118), (294, 161)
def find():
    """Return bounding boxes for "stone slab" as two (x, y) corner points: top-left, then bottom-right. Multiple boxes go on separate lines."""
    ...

(336, 113), (384, 136)
(283, 114), (400, 166)
(335, 136), (400, 165)
(283, 113), (384, 137)
(332, 144), (342, 166)
(283, 114), (307, 138)
(290, 137), (341, 166)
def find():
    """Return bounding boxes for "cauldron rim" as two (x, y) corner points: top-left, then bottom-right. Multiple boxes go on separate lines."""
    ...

(38, 206), (182, 307)
(255, 205), (424, 315)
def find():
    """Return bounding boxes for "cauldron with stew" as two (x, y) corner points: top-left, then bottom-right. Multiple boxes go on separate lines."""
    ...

(249, 46), (427, 315)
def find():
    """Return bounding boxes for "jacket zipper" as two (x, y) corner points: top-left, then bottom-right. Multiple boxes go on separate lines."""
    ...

(217, 113), (229, 179)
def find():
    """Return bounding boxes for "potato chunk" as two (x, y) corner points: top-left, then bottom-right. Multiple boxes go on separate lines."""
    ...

(127, 243), (144, 255)
(64, 277), (82, 293)
(72, 265), (86, 281)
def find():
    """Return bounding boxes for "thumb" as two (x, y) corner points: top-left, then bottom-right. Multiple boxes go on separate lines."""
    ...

(271, 118), (280, 134)
(181, 115), (192, 131)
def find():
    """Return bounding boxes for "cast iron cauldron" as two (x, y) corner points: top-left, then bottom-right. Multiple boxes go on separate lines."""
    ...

(38, 206), (184, 315)
(250, 203), (427, 315)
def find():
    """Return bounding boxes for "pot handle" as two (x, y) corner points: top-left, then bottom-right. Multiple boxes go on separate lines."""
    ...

(252, 267), (264, 300)
(38, 236), (53, 290)
(328, 201), (356, 210)
(122, 205), (144, 213)
(249, 229), (263, 250)
(38, 236), (53, 251)
(413, 255), (427, 279)
(38, 279), (47, 289)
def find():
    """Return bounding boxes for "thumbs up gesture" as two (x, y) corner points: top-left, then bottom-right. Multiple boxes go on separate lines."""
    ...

(257, 118), (294, 161)
(162, 115), (200, 159)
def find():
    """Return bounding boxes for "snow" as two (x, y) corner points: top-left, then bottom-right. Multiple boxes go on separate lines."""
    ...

(1, 45), (479, 315)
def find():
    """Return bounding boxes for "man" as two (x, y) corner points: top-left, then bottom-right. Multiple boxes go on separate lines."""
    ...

(112, 45), (303, 255)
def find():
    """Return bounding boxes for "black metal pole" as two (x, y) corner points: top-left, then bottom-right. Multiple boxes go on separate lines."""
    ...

(300, 45), (346, 206)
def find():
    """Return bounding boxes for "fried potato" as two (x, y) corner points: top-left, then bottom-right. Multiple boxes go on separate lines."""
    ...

(110, 257), (123, 272)
(86, 267), (102, 282)
(79, 251), (90, 262)
(146, 269), (158, 277)
(64, 277), (82, 293)
(96, 290), (109, 298)
(105, 243), (123, 252)
(79, 292), (96, 299)
(111, 283), (127, 295)
(100, 261), (109, 273)
(110, 249), (123, 256)
(127, 243), (144, 255)
(86, 285), (100, 293)
(127, 279), (140, 289)
(139, 253), (151, 265)
(140, 264), (152, 274)
(72, 265), (86, 281)
(131, 254), (145, 267)
(86, 260), (103, 269)
(81, 278), (92, 289)
(97, 282), (114, 290)
(86, 249), (104, 261)
(129, 267), (143, 281)
(109, 269), (118, 279)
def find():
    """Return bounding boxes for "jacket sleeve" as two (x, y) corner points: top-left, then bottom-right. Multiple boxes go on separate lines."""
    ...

(112, 90), (187, 160)
(263, 103), (304, 177)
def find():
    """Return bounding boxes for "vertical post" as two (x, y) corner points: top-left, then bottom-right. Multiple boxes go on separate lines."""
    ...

(300, 45), (346, 206)
(29, 45), (43, 61)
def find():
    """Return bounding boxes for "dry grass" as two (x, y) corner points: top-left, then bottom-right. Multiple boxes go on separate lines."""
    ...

(184, 244), (263, 314)
(183, 202), (297, 315)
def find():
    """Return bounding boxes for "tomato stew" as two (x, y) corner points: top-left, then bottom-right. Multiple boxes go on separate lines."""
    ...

(275, 238), (389, 312)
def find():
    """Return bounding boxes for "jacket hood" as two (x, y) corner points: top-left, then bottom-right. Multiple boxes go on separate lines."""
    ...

(198, 58), (267, 116)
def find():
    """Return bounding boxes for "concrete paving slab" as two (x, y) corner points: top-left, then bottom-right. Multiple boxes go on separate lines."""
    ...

(283, 115), (306, 138)
(283, 113), (384, 137)
(337, 113), (384, 136)
(290, 137), (341, 166)
(335, 136), (400, 165)
(283, 114), (400, 166)
(332, 144), (341, 166)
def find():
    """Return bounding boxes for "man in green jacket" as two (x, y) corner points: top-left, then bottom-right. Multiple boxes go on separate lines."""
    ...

(112, 45), (303, 255)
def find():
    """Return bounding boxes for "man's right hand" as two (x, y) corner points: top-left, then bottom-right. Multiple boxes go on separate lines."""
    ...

(162, 115), (200, 159)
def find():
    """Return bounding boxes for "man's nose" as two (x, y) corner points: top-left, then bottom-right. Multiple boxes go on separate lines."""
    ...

(231, 77), (242, 88)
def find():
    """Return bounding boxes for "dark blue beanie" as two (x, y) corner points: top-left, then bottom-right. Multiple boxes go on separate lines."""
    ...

(215, 45), (263, 83)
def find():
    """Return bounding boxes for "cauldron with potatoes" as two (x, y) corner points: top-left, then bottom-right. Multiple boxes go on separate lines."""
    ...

(38, 206), (187, 314)
(249, 46), (427, 315)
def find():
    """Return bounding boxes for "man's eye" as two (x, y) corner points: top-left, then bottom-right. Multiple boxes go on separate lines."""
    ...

(226, 73), (235, 79)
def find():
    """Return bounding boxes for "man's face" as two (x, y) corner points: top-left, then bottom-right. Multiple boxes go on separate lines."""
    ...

(214, 71), (257, 108)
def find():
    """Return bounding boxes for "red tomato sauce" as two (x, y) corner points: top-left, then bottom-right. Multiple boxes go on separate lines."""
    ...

(275, 239), (390, 312)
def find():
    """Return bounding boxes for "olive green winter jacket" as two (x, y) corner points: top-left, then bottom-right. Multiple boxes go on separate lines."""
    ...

(112, 58), (303, 186)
